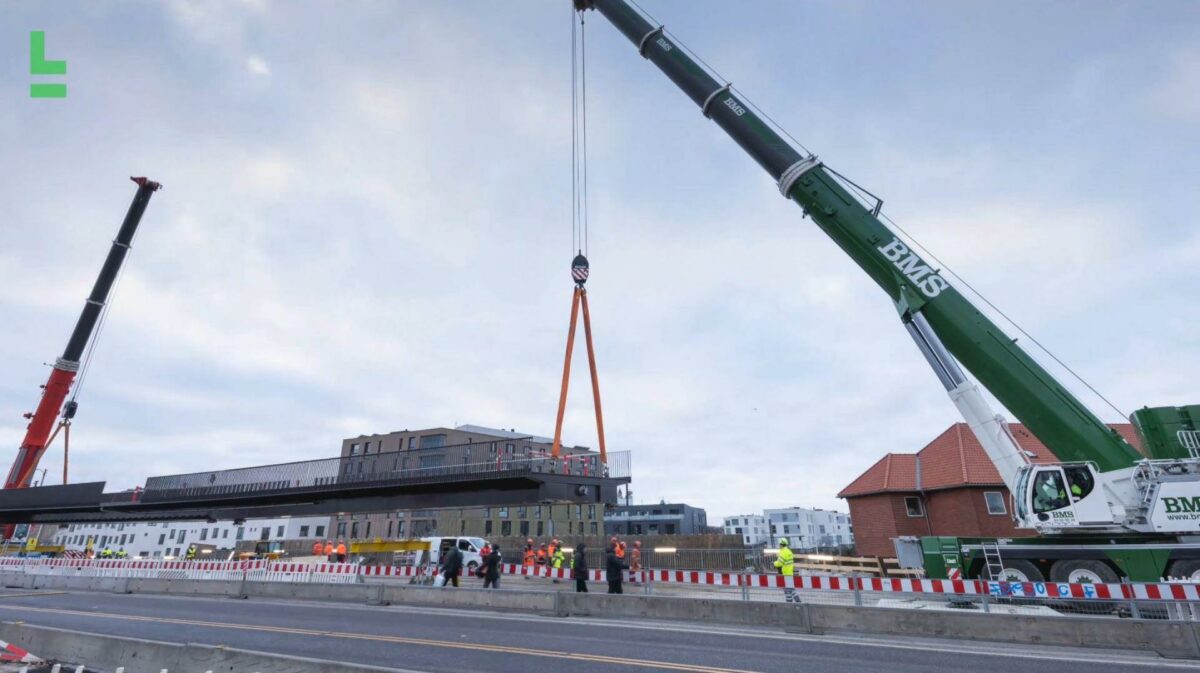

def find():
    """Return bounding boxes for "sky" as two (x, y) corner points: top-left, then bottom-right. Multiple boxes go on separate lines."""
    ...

(1, 0), (1197, 523)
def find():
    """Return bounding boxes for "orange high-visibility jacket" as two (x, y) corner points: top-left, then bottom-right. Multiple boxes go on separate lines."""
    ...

(312, 541), (323, 556)
(523, 548), (535, 566)
(323, 543), (334, 556)
(336, 543), (347, 555)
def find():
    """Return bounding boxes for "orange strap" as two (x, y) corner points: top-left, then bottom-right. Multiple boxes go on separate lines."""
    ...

(550, 287), (608, 464)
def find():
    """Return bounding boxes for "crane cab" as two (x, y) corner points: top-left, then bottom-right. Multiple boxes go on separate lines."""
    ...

(1016, 463), (1111, 530)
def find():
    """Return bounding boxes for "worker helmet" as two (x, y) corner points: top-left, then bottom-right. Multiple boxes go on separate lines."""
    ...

(527, 538), (533, 544)
(633, 541), (641, 548)
(779, 537), (789, 546)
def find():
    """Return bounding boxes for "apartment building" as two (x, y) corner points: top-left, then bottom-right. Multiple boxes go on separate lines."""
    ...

(49, 516), (329, 558)
(722, 514), (770, 546)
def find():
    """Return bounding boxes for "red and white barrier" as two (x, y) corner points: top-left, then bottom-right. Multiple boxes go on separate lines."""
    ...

(3, 556), (1198, 602)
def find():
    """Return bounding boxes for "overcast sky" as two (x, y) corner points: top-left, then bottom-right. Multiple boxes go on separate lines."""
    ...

(1, 1), (1197, 522)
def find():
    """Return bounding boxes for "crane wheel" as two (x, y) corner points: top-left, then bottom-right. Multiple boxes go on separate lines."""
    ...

(1048, 559), (1119, 585)
(1168, 560), (1200, 582)
(992, 559), (1043, 583)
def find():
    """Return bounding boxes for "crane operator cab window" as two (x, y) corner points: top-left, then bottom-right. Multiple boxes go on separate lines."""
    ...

(1032, 469), (1070, 514)
(1063, 466), (1094, 500)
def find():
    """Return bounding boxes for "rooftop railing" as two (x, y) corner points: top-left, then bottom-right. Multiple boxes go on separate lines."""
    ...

(139, 443), (630, 502)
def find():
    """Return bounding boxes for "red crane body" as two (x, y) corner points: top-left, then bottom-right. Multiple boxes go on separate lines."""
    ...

(3, 178), (160, 522)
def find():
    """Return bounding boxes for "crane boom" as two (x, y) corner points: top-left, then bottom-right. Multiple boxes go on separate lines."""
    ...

(4, 177), (161, 493)
(576, 0), (1141, 475)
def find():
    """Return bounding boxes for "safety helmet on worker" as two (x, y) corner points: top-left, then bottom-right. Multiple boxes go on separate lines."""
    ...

(779, 537), (789, 546)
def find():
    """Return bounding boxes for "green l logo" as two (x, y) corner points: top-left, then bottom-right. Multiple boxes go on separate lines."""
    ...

(30, 31), (67, 98)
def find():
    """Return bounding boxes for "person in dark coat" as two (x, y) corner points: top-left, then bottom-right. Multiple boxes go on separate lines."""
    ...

(572, 542), (589, 593)
(482, 544), (502, 589)
(440, 545), (463, 588)
(605, 543), (627, 594)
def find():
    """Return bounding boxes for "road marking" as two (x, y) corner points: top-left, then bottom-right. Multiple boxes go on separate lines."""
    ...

(0, 592), (65, 599)
(0, 605), (759, 673)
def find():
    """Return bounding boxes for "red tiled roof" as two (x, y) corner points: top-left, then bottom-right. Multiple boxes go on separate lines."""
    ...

(839, 422), (1141, 498)
(837, 453), (918, 498)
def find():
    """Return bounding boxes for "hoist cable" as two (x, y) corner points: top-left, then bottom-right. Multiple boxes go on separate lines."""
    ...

(580, 12), (589, 256)
(571, 7), (579, 256)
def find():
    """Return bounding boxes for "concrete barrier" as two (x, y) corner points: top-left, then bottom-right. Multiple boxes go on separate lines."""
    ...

(127, 577), (243, 597)
(4, 570), (1196, 659)
(0, 621), (402, 673)
(383, 584), (558, 613)
(554, 592), (813, 631)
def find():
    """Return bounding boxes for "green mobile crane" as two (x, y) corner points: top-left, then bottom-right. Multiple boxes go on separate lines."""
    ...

(576, 0), (1200, 582)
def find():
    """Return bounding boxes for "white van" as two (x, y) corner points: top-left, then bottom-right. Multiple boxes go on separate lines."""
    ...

(422, 536), (488, 572)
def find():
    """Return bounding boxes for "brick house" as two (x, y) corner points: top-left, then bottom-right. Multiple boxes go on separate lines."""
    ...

(838, 422), (1141, 557)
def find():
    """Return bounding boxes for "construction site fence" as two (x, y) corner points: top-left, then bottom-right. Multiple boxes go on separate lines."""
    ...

(3, 556), (1199, 621)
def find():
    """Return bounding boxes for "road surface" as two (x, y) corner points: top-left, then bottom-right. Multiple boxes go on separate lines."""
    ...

(0, 588), (1190, 673)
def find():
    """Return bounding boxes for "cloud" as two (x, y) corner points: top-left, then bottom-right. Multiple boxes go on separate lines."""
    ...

(1150, 48), (1200, 122)
(246, 55), (271, 77)
(1, 1), (1196, 526)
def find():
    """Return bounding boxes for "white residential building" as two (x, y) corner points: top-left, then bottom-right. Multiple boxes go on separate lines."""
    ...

(723, 514), (770, 546)
(763, 507), (853, 551)
(49, 516), (329, 559)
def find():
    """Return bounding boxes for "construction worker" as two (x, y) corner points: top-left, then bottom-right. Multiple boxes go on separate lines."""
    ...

(572, 542), (589, 593)
(185, 544), (197, 561)
(773, 537), (796, 603)
(323, 539), (334, 562)
(312, 539), (324, 557)
(536, 543), (548, 570)
(551, 544), (565, 583)
(522, 539), (535, 579)
(548, 538), (559, 560)
(629, 540), (643, 584)
(100, 547), (113, 559)
(116, 548), (128, 559)
(336, 539), (347, 563)
(615, 539), (626, 561)
(605, 542), (627, 594)
(482, 544), (502, 589)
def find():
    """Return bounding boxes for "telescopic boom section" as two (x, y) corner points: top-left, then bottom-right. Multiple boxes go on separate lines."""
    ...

(4, 177), (161, 491)
(578, 0), (1142, 472)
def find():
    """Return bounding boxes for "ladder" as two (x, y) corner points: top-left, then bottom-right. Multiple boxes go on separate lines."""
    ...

(982, 541), (1005, 580)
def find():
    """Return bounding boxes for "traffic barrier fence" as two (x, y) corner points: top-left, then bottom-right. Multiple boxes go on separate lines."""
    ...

(4, 556), (1199, 620)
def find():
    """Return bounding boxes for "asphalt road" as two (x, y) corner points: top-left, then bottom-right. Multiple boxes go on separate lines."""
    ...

(0, 588), (1191, 673)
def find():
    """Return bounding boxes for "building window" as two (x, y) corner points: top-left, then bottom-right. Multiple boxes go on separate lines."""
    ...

(485, 520), (493, 535)
(499, 507), (509, 518)
(200, 529), (208, 541)
(336, 522), (347, 537)
(419, 434), (446, 450)
(535, 505), (542, 519)
(365, 522), (372, 537)
(501, 521), (512, 536)
(984, 491), (1007, 515)
(419, 455), (445, 468)
(575, 504), (582, 519)
(315, 525), (325, 537)
(397, 521), (405, 536)
(351, 522), (359, 538)
(158, 534), (166, 545)
(517, 506), (527, 518)
(489, 442), (497, 454)
(483, 507), (491, 518)
(904, 496), (924, 517)
(588, 505), (595, 519)
(300, 526), (310, 537)
(520, 521), (530, 536)
(505, 443), (514, 454)
(590, 522), (598, 535)
(536, 521), (544, 537)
